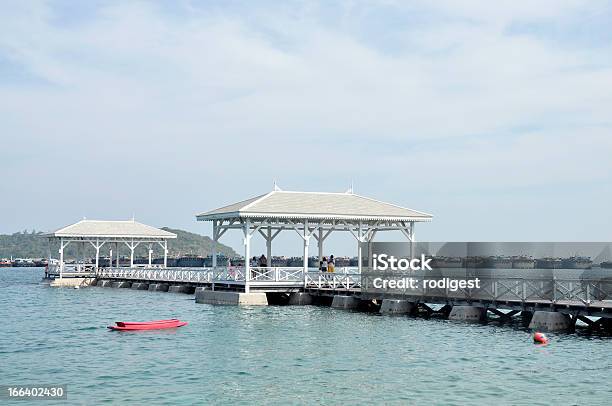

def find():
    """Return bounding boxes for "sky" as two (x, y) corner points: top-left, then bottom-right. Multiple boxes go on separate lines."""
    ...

(1, 0), (612, 256)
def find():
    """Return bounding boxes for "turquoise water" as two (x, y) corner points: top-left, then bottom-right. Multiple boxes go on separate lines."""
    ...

(1, 268), (610, 405)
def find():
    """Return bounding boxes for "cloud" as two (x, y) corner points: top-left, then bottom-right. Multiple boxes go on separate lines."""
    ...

(0, 0), (611, 251)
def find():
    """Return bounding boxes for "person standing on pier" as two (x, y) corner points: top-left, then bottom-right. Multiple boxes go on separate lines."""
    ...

(328, 255), (335, 273)
(321, 257), (328, 272)
(259, 254), (267, 268)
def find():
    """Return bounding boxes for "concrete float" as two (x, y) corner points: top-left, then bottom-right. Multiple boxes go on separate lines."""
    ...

(148, 283), (169, 292)
(111, 281), (131, 288)
(195, 290), (268, 305)
(287, 292), (313, 305)
(169, 285), (195, 294)
(379, 299), (415, 315)
(448, 305), (487, 322)
(131, 282), (149, 290)
(528, 311), (572, 332)
(331, 295), (360, 309)
(520, 311), (534, 326)
(49, 278), (95, 288)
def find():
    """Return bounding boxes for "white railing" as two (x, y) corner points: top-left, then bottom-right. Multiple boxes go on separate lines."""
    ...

(96, 267), (214, 283)
(47, 262), (96, 275)
(250, 267), (304, 282)
(92, 267), (612, 305)
(94, 266), (363, 291)
(211, 267), (246, 281)
(305, 272), (362, 290)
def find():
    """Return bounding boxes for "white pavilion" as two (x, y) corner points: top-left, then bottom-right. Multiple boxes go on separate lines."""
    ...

(44, 220), (176, 278)
(197, 189), (432, 292)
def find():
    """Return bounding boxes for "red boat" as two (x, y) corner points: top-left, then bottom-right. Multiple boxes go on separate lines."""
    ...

(108, 319), (187, 331)
(115, 318), (179, 327)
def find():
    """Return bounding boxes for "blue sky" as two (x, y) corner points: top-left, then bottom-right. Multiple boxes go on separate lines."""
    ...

(1, 1), (612, 256)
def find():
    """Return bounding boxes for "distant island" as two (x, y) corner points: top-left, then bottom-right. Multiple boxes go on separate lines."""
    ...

(0, 227), (238, 259)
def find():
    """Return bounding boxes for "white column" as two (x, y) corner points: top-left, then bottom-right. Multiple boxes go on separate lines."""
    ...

(129, 240), (135, 268)
(95, 239), (100, 270)
(109, 248), (113, 268)
(116, 242), (120, 268)
(59, 237), (64, 279)
(47, 238), (52, 279)
(318, 227), (323, 265)
(148, 244), (152, 267)
(266, 226), (272, 268)
(367, 229), (377, 269)
(163, 240), (168, 268)
(410, 222), (416, 259)
(357, 221), (363, 273)
(81, 241), (86, 267)
(303, 220), (310, 281)
(212, 221), (218, 269)
(243, 220), (251, 293)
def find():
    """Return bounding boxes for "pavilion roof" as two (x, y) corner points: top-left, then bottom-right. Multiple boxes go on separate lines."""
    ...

(196, 191), (432, 222)
(44, 220), (177, 239)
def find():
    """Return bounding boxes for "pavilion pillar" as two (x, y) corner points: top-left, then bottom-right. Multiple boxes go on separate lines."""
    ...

(81, 241), (85, 269)
(95, 239), (100, 270)
(163, 241), (168, 268)
(115, 242), (120, 268)
(212, 221), (218, 269)
(411, 222), (416, 258)
(59, 237), (64, 279)
(148, 244), (152, 267)
(129, 239), (135, 268)
(357, 221), (363, 273)
(266, 226), (272, 267)
(318, 227), (323, 265)
(109, 248), (113, 268)
(303, 220), (311, 286)
(46, 238), (52, 279)
(367, 229), (377, 269)
(244, 220), (252, 293)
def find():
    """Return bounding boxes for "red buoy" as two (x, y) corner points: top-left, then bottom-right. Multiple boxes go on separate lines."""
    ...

(533, 332), (548, 344)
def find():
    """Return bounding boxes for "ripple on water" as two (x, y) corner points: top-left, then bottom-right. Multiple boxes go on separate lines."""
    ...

(1, 268), (611, 405)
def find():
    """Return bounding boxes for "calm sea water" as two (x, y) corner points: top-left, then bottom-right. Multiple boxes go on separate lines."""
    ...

(1, 268), (610, 405)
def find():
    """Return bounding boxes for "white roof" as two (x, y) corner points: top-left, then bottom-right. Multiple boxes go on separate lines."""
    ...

(45, 220), (177, 239)
(197, 191), (432, 221)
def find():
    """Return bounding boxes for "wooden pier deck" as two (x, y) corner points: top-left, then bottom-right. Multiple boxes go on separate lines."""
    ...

(44, 265), (612, 330)
(48, 266), (610, 317)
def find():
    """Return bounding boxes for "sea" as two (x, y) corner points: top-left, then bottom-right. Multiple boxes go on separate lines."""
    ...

(1, 268), (610, 405)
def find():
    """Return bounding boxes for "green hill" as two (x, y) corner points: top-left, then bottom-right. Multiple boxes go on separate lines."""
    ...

(0, 228), (238, 259)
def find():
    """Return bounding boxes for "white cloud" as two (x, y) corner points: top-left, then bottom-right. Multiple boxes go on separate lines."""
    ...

(0, 0), (611, 250)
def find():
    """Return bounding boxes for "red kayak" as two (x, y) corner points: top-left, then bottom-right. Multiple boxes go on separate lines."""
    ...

(115, 319), (179, 327)
(108, 319), (187, 331)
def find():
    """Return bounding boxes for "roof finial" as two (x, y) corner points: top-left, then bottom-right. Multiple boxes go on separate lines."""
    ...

(346, 180), (354, 194)
(273, 179), (282, 191)
(131, 213), (135, 221)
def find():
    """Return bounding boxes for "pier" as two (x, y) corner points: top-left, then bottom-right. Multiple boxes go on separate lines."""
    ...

(43, 189), (612, 332)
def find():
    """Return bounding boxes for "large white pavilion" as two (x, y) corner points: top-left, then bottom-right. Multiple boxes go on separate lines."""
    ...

(197, 189), (432, 292)
(44, 220), (176, 278)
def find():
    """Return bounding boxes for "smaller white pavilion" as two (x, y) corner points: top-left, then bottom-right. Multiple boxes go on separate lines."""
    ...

(44, 220), (176, 278)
